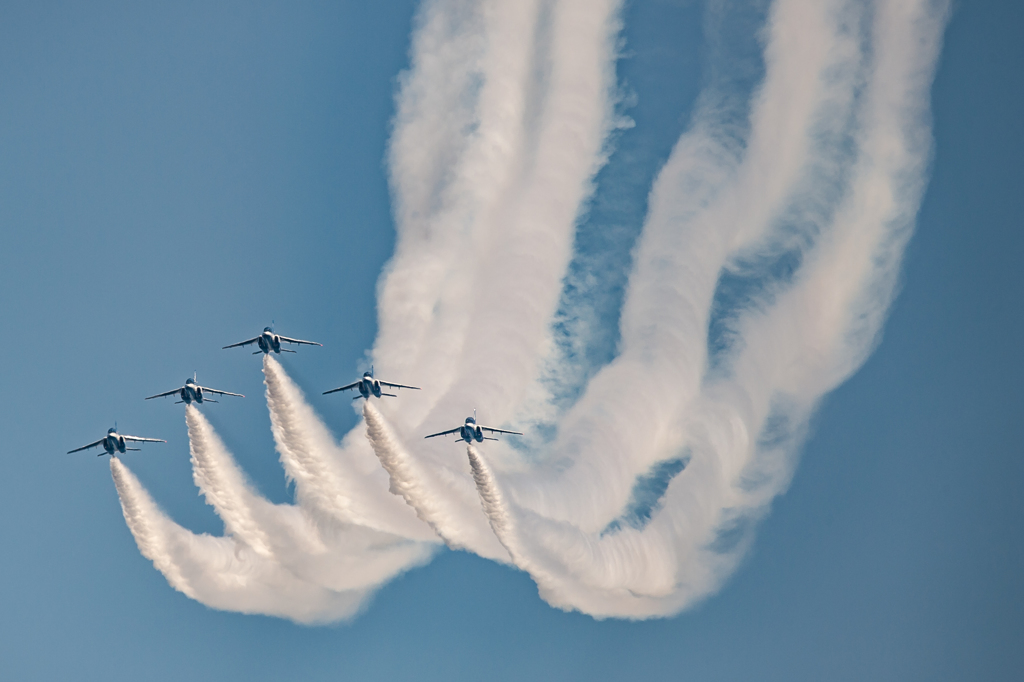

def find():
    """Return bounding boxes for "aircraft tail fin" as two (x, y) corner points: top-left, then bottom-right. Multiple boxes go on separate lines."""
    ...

(281, 349), (297, 353)
(174, 401), (184, 404)
(252, 350), (262, 355)
(382, 393), (397, 398)
(352, 395), (365, 401)
(126, 448), (141, 451)
(483, 437), (499, 441)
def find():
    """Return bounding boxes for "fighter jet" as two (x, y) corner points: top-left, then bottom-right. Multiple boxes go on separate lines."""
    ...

(424, 411), (522, 443)
(67, 425), (165, 456)
(222, 326), (322, 355)
(323, 366), (420, 400)
(145, 373), (244, 405)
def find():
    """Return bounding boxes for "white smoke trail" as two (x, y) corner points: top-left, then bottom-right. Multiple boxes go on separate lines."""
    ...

(111, 381), (437, 620)
(187, 399), (434, 592)
(111, 456), (371, 623)
(376, 0), (625, 435)
(110, 456), (194, 597)
(467, 0), (951, 616)
(364, 402), (509, 561)
(511, 0), (870, 526)
(111, 0), (949, 622)
(186, 405), (276, 558)
(263, 356), (436, 540)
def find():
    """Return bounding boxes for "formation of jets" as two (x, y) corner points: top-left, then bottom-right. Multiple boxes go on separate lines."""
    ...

(67, 325), (522, 456)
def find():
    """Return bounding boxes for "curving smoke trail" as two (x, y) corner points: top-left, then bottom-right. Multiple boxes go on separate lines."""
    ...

(110, 456), (194, 598)
(364, 402), (509, 561)
(376, 0), (626, 434)
(263, 355), (436, 541)
(440, 0), (949, 617)
(185, 405), (276, 558)
(382, 0), (949, 617)
(113, 0), (950, 621)
(111, 456), (370, 623)
(457, 0), (950, 616)
(111, 375), (437, 621)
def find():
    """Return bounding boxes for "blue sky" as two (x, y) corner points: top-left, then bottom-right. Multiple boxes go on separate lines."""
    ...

(0, 0), (1020, 679)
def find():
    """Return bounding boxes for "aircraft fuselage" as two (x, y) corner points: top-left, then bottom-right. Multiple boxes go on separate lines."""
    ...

(358, 373), (383, 399)
(256, 329), (283, 354)
(459, 419), (484, 443)
(179, 380), (205, 404)
(103, 430), (127, 455)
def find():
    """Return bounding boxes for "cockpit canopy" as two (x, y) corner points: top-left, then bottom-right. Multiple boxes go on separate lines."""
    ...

(264, 327), (273, 333)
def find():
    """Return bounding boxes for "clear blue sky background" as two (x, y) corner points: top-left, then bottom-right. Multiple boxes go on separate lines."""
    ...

(0, 1), (1020, 679)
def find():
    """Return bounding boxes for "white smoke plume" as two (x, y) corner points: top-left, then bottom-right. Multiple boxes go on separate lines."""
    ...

(111, 366), (436, 622)
(112, 0), (949, 621)
(263, 356), (435, 540)
(111, 456), (371, 623)
(364, 402), (510, 561)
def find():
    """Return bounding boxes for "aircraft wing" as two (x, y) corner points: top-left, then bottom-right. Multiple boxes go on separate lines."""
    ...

(379, 380), (421, 391)
(222, 337), (260, 349)
(479, 425), (523, 436)
(122, 435), (167, 444)
(424, 427), (461, 439)
(145, 388), (182, 400)
(323, 381), (360, 395)
(200, 386), (244, 398)
(278, 336), (322, 347)
(67, 438), (105, 454)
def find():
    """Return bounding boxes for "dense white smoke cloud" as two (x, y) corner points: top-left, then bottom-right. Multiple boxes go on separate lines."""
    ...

(112, 372), (435, 623)
(112, 0), (949, 621)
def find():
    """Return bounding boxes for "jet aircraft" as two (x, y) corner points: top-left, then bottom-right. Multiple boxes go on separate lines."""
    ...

(323, 366), (420, 400)
(222, 326), (322, 355)
(145, 373), (244, 405)
(67, 426), (165, 456)
(424, 411), (522, 443)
